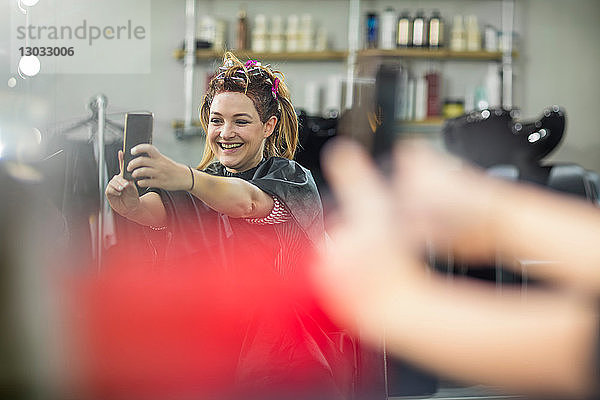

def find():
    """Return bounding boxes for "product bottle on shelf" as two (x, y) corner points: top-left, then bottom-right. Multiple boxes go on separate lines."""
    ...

(474, 85), (488, 110)
(484, 25), (498, 52)
(396, 67), (410, 120)
(315, 27), (328, 52)
(269, 15), (284, 53)
(197, 15), (216, 49)
(366, 12), (378, 49)
(449, 15), (466, 52)
(443, 99), (465, 119)
(414, 74), (428, 121)
(412, 10), (428, 48)
(464, 84), (475, 113)
(286, 14), (299, 52)
(379, 7), (396, 50)
(251, 14), (268, 53)
(428, 10), (444, 48)
(236, 7), (248, 50)
(325, 74), (343, 116)
(396, 10), (413, 48)
(485, 62), (501, 108)
(305, 81), (322, 116)
(299, 14), (314, 52)
(425, 71), (441, 117)
(214, 20), (227, 51)
(466, 15), (481, 52)
(406, 77), (416, 120)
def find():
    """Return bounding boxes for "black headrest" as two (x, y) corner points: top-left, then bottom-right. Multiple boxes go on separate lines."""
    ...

(443, 106), (566, 169)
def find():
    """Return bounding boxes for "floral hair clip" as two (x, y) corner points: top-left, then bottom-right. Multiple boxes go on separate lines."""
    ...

(245, 59), (260, 68)
(271, 77), (279, 99)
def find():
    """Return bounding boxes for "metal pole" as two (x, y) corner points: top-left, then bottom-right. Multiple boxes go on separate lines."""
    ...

(184, 0), (197, 131)
(501, 0), (515, 109)
(95, 94), (107, 272)
(497, 0), (515, 291)
(345, 0), (360, 110)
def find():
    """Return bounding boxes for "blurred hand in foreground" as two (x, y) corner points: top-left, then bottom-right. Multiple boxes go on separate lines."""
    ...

(315, 139), (600, 399)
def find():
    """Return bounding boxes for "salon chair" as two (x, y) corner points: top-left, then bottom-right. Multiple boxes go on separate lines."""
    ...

(446, 105), (581, 202)
(585, 170), (600, 205)
(295, 110), (337, 195)
(442, 106), (599, 287)
(547, 163), (598, 202)
(445, 105), (599, 203)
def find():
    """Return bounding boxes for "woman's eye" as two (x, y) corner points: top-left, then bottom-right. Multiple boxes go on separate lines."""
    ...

(236, 120), (250, 125)
(210, 118), (222, 124)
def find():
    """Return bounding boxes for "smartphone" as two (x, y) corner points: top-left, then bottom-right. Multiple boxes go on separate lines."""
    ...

(335, 63), (401, 163)
(122, 112), (154, 181)
(373, 63), (401, 160)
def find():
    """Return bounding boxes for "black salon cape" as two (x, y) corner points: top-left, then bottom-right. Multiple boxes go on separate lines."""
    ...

(148, 157), (354, 400)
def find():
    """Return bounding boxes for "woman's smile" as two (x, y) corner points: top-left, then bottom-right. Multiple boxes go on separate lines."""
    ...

(218, 142), (244, 151)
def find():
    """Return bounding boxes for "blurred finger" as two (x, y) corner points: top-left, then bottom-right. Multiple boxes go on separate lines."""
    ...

(105, 181), (121, 196)
(131, 143), (159, 158)
(321, 139), (390, 223)
(127, 156), (153, 172)
(106, 176), (127, 195)
(108, 175), (123, 190)
(131, 167), (154, 180)
(136, 178), (153, 188)
(391, 141), (504, 263)
(115, 175), (131, 188)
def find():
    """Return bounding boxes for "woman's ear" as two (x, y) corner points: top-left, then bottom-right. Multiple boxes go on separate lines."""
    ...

(263, 115), (278, 138)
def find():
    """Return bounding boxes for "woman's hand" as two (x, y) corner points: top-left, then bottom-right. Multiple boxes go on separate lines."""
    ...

(106, 150), (142, 218)
(126, 144), (193, 191)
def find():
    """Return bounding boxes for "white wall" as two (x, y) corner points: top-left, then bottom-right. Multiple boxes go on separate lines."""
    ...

(520, 0), (600, 171)
(1, 0), (599, 170)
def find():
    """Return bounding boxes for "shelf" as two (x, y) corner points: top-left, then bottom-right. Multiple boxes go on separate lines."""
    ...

(173, 49), (348, 62)
(174, 48), (517, 62)
(358, 48), (518, 61)
(397, 118), (446, 134)
(401, 117), (445, 126)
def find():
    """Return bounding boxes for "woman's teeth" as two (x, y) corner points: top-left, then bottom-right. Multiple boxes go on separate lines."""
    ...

(220, 143), (243, 149)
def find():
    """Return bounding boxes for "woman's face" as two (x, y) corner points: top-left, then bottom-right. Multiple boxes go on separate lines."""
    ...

(207, 91), (276, 173)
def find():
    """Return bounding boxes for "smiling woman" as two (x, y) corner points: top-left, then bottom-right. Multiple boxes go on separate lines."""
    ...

(104, 52), (353, 399)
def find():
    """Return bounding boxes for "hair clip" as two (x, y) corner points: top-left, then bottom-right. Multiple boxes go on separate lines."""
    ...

(272, 77), (279, 99)
(223, 59), (234, 68)
(248, 66), (270, 76)
(245, 60), (260, 68)
(215, 71), (246, 83)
